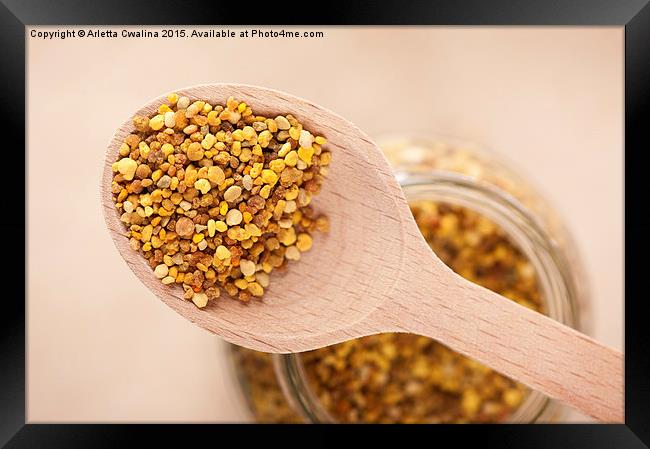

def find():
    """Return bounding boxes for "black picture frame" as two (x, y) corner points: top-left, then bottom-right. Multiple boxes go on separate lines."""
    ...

(3, 0), (648, 447)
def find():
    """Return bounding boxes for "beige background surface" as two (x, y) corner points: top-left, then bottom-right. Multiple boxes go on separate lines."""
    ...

(27, 27), (623, 422)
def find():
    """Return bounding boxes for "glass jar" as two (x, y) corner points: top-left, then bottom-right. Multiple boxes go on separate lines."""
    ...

(229, 134), (591, 424)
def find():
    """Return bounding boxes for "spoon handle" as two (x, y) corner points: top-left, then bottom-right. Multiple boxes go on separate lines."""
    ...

(384, 265), (623, 422)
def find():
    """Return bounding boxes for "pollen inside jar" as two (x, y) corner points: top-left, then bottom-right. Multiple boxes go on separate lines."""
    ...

(110, 93), (330, 307)
(232, 201), (545, 423)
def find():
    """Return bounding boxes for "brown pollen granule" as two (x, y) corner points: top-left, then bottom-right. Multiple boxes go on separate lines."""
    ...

(111, 93), (330, 307)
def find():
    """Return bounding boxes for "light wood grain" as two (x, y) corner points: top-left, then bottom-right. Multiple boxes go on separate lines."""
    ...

(101, 84), (623, 422)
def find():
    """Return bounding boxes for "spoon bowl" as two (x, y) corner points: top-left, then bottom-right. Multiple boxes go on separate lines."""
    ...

(102, 83), (426, 351)
(102, 84), (622, 422)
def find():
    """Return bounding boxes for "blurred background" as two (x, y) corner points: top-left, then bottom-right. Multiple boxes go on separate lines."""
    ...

(27, 26), (622, 422)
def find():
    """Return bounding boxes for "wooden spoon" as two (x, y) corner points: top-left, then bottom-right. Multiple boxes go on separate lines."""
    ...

(102, 84), (622, 422)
